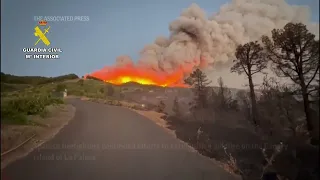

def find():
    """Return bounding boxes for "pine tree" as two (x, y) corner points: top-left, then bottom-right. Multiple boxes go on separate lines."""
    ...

(185, 68), (211, 110)
(231, 41), (267, 126)
(262, 22), (319, 136)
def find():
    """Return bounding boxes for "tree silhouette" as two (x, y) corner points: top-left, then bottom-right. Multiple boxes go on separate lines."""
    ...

(172, 96), (181, 116)
(157, 100), (166, 113)
(262, 22), (319, 136)
(231, 41), (267, 126)
(185, 68), (211, 110)
(216, 77), (236, 110)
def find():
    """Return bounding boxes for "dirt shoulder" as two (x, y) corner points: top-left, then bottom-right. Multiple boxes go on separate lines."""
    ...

(1, 104), (76, 169)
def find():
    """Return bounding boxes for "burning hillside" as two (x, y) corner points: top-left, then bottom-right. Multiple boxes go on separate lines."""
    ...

(87, 0), (318, 87)
(85, 64), (190, 87)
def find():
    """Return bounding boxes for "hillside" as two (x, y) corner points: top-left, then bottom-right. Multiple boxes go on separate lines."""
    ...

(1, 72), (79, 92)
(1, 72), (79, 85)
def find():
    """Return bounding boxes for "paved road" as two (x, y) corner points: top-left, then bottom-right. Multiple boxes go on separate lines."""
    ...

(3, 98), (238, 180)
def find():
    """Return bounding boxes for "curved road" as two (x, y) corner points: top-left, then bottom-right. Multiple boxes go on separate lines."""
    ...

(3, 98), (238, 180)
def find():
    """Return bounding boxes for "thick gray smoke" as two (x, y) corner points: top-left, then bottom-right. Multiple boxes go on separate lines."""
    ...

(117, 0), (319, 88)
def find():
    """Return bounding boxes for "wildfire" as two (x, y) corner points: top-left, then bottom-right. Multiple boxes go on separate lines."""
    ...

(86, 65), (189, 87)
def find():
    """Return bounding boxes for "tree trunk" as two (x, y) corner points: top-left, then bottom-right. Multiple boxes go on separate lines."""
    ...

(248, 75), (258, 126)
(300, 80), (313, 134)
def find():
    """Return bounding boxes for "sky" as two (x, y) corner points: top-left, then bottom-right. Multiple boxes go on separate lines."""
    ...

(1, 0), (319, 86)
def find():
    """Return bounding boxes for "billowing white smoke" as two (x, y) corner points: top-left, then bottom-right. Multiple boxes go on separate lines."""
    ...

(118, 0), (319, 88)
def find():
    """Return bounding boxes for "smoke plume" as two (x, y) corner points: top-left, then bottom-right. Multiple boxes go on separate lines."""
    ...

(92, 0), (319, 88)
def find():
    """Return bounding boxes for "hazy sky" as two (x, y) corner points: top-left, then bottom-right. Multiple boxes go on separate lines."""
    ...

(1, 0), (319, 85)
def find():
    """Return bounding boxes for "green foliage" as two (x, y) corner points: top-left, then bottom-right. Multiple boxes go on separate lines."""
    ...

(56, 83), (67, 92)
(1, 94), (64, 124)
(99, 87), (104, 94)
(0, 108), (28, 124)
(0, 72), (78, 86)
(64, 79), (107, 98)
(1, 83), (31, 92)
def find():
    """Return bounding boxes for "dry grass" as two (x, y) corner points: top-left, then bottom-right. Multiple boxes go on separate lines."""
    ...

(260, 142), (284, 179)
(1, 104), (76, 169)
(1, 125), (41, 153)
(222, 145), (244, 175)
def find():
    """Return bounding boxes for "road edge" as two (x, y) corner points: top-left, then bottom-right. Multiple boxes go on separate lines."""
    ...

(1, 104), (76, 170)
(126, 107), (242, 180)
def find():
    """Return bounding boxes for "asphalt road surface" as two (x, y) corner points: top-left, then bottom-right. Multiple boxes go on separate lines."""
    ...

(2, 98), (239, 180)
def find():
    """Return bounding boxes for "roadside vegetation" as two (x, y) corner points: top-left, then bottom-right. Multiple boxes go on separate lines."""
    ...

(166, 22), (319, 180)
(0, 73), (78, 124)
(1, 71), (151, 125)
(0, 72), (140, 125)
(1, 94), (64, 124)
(1, 72), (78, 87)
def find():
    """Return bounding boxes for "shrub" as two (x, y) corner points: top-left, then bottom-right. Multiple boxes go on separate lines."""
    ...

(157, 100), (166, 113)
(1, 94), (64, 124)
(77, 79), (84, 86)
(1, 105), (28, 124)
(56, 83), (66, 92)
(99, 87), (104, 94)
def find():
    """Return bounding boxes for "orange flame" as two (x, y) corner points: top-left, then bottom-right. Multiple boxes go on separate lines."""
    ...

(86, 64), (193, 87)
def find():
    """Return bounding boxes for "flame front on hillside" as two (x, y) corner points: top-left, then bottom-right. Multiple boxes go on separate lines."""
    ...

(85, 64), (190, 87)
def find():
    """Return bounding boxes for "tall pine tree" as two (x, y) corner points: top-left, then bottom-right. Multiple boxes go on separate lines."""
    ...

(185, 68), (211, 110)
